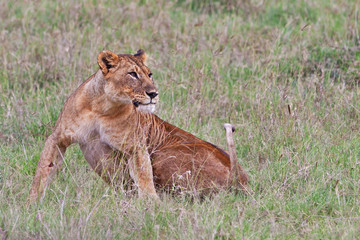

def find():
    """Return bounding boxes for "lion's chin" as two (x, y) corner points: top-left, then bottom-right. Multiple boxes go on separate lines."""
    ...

(137, 104), (156, 113)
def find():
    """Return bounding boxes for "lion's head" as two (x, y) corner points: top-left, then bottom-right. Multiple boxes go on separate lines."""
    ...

(97, 49), (158, 113)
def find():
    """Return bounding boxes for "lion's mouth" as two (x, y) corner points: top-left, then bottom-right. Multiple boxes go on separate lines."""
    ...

(133, 100), (157, 113)
(133, 100), (156, 107)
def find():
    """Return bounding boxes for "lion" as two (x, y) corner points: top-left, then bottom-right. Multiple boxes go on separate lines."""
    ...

(29, 49), (250, 203)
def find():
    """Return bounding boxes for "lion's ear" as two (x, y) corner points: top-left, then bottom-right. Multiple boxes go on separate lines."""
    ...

(134, 49), (147, 63)
(97, 50), (119, 75)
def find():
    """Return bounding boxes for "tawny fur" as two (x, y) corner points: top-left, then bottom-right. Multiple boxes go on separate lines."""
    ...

(29, 50), (249, 203)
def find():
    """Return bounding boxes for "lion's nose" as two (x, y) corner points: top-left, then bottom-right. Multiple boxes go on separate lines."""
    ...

(146, 91), (158, 99)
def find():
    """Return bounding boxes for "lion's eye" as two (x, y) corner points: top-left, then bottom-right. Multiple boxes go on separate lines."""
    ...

(148, 73), (152, 78)
(128, 72), (138, 78)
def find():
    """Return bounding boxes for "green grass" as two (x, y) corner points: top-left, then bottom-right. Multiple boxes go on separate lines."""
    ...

(1, 0), (360, 239)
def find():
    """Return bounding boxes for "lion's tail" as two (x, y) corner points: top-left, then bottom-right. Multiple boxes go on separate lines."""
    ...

(223, 123), (252, 194)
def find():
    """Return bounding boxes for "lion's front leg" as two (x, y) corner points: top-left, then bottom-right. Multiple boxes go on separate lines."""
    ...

(28, 133), (69, 203)
(128, 148), (158, 199)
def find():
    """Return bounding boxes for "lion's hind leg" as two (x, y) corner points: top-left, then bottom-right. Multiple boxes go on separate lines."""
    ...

(151, 145), (230, 195)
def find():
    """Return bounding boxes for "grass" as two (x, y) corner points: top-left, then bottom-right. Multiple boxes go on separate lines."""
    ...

(1, 0), (360, 239)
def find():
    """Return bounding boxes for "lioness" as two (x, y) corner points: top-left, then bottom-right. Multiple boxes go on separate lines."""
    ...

(29, 49), (249, 202)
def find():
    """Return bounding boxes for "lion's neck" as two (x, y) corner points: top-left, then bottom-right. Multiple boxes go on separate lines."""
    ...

(93, 96), (135, 117)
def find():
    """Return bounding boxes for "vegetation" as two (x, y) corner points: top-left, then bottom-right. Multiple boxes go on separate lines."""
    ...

(0, 0), (359, 238)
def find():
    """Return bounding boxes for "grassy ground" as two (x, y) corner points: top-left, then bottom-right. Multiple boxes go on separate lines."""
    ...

(1, 0), (360, 239)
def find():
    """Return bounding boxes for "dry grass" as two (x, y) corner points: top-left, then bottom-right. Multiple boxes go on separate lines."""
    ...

(1, 0), (360, 239)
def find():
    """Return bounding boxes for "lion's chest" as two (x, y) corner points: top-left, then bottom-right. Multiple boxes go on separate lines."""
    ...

(68, 117), (99, 144)
(97, 116), (147, 153)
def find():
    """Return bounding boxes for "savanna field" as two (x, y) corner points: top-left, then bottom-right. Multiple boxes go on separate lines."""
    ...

(1, 0), (360, 239)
